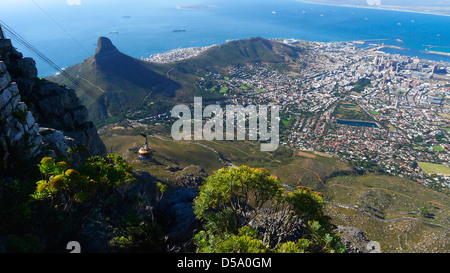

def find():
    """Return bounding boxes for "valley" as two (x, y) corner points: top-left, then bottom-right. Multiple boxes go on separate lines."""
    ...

(99, 125), (450, 253)
(2, 0), (450, 255)
(49, 35), (450, 252)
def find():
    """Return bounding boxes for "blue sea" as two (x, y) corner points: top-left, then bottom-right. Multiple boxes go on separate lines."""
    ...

(1, 0), (449, 77)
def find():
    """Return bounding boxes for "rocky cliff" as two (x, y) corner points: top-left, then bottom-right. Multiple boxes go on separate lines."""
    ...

(0, 38), (106, 176)
(0, 60), (42, 173)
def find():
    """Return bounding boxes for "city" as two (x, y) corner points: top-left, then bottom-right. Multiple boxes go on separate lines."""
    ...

(136, 39), (450, 189)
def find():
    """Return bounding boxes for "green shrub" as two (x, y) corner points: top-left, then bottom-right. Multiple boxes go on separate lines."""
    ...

(109, 222), (165, 253)
(193, 165), (345, 253)
(31, 154), (136, 201)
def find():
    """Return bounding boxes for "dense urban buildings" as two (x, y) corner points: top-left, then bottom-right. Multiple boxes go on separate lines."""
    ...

(140, 39), (450, 189)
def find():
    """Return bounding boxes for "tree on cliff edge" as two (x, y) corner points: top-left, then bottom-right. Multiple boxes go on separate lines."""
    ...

(193, 165), (345, 253)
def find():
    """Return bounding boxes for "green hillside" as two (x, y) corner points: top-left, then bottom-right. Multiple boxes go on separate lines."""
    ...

(48, 37), (304, 124)
(99, 126), (450, 253)
(175, 37), (304, 73)
(323, 175), (450, 253)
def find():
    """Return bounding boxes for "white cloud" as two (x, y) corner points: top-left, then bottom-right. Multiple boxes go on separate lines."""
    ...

(67, 0), (81, 5)
(367, 0), (381, 6)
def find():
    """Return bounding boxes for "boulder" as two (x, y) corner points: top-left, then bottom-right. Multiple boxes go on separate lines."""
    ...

(39, 128), (72, 157)
(157, 188), (199, 248)
(0, 70), (11, 90)
(18, 58), (38, 79)
(334, 226), (372, 253)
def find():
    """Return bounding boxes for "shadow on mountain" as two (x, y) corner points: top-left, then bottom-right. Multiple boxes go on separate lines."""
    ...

(49, 37), (181, 121)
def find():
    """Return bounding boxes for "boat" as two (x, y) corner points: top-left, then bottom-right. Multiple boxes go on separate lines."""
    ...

(109, 31), (119, 34)
(173, 29), (186, 32)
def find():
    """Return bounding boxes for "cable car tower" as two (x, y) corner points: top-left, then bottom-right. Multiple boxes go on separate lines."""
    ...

(138, 133), (153, 160)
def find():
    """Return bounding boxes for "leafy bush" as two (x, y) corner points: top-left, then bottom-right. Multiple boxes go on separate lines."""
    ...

(193, 165), (345, 253)
(31, 154), (136, 201)
(109, 222), (165, 253)
(1, 153), (170, 253)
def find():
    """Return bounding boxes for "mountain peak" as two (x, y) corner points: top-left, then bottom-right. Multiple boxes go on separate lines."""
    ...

(94, 37), (119, 60)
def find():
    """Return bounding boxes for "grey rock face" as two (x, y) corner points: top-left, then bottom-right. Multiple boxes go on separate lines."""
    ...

(0, 62), (43, 169)
(334, 226), (373, 253)
(1, 38), (107, 176)
(158, 188), (199, 247)
(39, 128), (72, 158)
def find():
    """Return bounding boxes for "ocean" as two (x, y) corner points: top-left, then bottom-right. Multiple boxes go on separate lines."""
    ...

(1, 0), (449, 77)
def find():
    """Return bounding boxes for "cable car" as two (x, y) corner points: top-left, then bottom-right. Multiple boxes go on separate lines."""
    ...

(138, 133), (153, 159)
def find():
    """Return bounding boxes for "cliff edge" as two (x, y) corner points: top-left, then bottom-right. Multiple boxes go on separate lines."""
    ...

(0, 38), (106, 176)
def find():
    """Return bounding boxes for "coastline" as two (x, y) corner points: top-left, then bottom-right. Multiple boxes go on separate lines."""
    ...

(176, 5), (216, 10)
(420, 50), (450, 57)
(294, 1), (450, 17)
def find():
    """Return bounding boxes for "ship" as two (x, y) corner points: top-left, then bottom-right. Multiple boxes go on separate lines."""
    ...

(173, 29), (186, 32)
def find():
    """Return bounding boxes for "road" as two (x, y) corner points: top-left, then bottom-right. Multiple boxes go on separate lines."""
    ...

(152, 134), (449, 231)
(326, 201), (450, 232)
(297, 164), (450, 231)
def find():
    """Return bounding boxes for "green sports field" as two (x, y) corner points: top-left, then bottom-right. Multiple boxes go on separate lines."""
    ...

(418, 162), (450, 175)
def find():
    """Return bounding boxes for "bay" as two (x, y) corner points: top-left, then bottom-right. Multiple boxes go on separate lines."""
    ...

(0, 0), (449, 77)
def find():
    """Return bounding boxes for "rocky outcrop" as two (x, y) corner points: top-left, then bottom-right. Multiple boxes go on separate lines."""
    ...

(0, 38), (106, 173)
(155, 165), (208, 251)
(94, 36), (121, 62)
(170, 165), (208, 188)
(0, 60), (42, 174)
(157, 188), (200, 251)
(29, 80), (106, 158)
(334, 226), (373, 253)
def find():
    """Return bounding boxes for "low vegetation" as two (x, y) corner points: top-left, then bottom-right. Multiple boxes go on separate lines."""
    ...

(0, 151), (166, 253)
(193, 166), (345, 253)
(98, 126), (450, 253)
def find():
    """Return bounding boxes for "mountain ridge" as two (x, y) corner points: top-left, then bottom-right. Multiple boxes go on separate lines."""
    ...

(50, 37), (181, 121)
(49, 37), (305, 123)
(175, 37), (304, 74)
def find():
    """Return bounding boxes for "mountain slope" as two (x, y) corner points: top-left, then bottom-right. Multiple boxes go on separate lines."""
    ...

(174, 37), (304, 75)
(160, 37), (306, 103)
(49, 37), (304, 123)
(50, 37), (181, 121)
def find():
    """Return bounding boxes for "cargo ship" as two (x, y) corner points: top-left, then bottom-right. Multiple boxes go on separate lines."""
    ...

(173, 29), (186, 32)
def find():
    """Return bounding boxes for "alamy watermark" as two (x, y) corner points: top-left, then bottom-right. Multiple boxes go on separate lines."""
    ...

(170, 97), (280, 152)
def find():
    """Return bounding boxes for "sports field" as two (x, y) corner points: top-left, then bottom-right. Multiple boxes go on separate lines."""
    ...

(418, 162), (450, 175)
